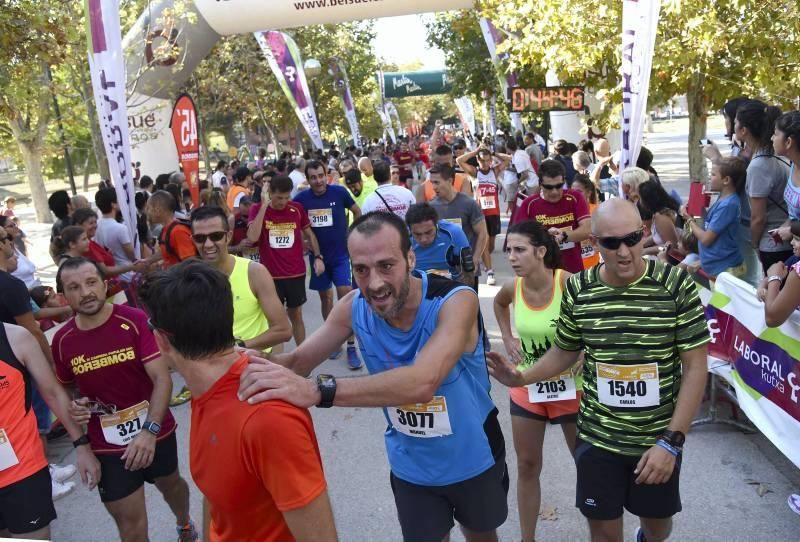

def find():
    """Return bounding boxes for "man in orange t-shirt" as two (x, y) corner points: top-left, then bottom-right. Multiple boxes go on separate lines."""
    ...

(143, 190), (197, 268)
(140, 260), (337, 542)
(416, 144), (474, 203)
(226, 167), (252, 212)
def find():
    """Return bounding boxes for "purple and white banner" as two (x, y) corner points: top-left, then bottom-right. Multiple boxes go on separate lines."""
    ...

(86, 0), (139, 256)
(619, 0), (661, 174)
(255, 31), (323, 150)
(385, 101), (403, 138)
(479, 17), (523, 134)
(329, 58), (362, 148)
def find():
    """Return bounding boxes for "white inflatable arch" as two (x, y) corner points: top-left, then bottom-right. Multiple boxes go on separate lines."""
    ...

(124, 0), (471, 174)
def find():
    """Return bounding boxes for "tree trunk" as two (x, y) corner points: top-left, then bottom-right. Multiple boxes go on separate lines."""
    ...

(78, 64), (109, 183)
(686, 72), (708, 182)
(16, 140), (51, 223)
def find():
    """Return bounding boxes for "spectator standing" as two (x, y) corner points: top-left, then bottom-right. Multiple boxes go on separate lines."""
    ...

(94, 188), (136, 283)
(774, 111), (800, 238)
(572, 174), (601, 269)
(638, 181), (681, 256)
(211, 160), (228, 189)
(2, 196), (16, 217)
(289, 157), (307, 198)
(737, 103), (791, 273)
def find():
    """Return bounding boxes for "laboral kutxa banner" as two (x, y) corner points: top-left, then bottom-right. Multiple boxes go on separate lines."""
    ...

(329, 58), (362, 148)
(170, 94), (201, 205)
(255, 31), (324, 150)
(703, 273), (800, 467)
(85, 0), (139, 256)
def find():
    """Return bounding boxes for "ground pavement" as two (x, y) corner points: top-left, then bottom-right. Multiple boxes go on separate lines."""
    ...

(7, 119), (799, 540)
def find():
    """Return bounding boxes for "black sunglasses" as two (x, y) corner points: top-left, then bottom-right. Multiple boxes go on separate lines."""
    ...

(596, 229), (644, 250)
(192, 231), (227, 244)
(541, 183), (563, 191)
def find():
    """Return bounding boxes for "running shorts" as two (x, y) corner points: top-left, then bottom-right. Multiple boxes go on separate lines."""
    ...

(0, 467), (56, 534)
(309, 257), (352, 291)
(274, 276), (307, 309)
(484, 215), (501, 237)
(574, 438), (682, 520)
(509, 392), (581, 425)
(97, 431), (179, 503)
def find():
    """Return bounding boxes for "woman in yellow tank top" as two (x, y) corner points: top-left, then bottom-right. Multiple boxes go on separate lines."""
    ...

(494, 220), (581, 542)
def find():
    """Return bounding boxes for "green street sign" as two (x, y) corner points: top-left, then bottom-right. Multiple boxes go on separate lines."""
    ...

(381, 70), (452, 98)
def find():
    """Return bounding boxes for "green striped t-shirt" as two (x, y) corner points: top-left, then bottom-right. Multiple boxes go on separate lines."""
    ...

(554, 259), (709, 456)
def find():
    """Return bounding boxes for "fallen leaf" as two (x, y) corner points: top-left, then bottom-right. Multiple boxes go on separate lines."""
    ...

(756, 484), (773, 498)
(540, 506), (559, 521)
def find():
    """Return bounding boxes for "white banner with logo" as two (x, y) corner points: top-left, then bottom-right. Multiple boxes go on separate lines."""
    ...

(385, 101), (403, 138)
(454, 96), (476, 136)
(619, 0), (661, 175)
(86, 0), (139, 256)
(702, 273), (800, 468)
(479, 17), (523, 134)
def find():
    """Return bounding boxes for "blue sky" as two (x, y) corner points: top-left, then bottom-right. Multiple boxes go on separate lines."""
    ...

(373, 15), (445, 69)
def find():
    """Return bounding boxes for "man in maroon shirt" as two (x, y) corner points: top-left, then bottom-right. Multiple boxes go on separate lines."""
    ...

(513, 159), (592, 273)
(248, 175), (325, 349)
(53, 257), (198, 541)
(392, 142), (416, 188)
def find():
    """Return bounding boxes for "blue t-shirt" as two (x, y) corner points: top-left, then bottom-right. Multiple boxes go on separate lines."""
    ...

(352, 271), (499, 486)
(293, 185), (355, 262)
(700, 193), (743, 276)
(412, 220), (471, 280)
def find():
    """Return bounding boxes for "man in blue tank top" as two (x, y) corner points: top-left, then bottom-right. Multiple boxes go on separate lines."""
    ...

(237, 212), (508, 542)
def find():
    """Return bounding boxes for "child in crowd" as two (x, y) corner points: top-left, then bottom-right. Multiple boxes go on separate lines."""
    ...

(2, 196), (16, 217)
(680, 156), (747, 277)
(30, 285), (69, 331)
(661, 230), (701, 271)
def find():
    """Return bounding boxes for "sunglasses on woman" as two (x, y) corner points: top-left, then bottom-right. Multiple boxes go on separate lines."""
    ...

(596, 229), (644, 250)
(191, 231), (227, 244)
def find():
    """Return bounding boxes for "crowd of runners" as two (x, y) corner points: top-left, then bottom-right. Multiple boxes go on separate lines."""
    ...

(1, 99), (799, 542)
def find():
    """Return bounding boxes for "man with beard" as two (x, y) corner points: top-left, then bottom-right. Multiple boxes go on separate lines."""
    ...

(52, 257), (198, 541)
(190, 206), (291, 352)
(237, 212), (508, 542)
(342, 168), (376, 225)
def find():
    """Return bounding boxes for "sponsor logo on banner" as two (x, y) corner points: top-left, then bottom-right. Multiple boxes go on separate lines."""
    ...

(86, 0), (139, 257)
(170, 94), (201, 205)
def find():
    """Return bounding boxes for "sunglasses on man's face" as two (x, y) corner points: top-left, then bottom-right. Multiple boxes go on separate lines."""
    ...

(192, 231), (227, 244)
(596, 229), (644, 250)
(540, 183), (563, 191)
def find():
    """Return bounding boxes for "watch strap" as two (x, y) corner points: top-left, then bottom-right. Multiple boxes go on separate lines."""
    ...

(767, 275), (783, 285)
(317, 374), (336, 408)
(72, 434), (90, 448)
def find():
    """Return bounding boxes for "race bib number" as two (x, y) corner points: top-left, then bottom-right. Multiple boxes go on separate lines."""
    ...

(0, 428), (19, 471)
(309, 208), (333, 228)
(581, 240), (595, 259)
(557, 229), (575, 251)
(247, 251), (261, 263)
(388, 396), (452, 438)
(596, 363), (659, 408)
(445, 218), (462, 227)
(269, 230), (294, 249)
(100, 400), (149, 446)
(480, 196), (497, 210)
(527, 372), (577, 403)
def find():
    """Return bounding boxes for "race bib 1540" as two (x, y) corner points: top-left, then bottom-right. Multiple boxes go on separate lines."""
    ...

(596, 363), (659, 408)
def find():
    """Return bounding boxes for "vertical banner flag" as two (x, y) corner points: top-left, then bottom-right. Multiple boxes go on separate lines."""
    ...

(454, 97), (477, 136)
(255, 31), (324, 150)
(85, 0), (139, 257)
(385, 101), (403, 138)
(329, 58), (362, 148)
(376, 106), (397, 143)
(169, 94), (201, 206)
(619, 0), (661, 176)
(479, 17), (523, 134)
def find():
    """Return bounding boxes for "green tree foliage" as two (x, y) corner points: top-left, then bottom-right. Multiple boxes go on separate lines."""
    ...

(480, 0), (800, 178)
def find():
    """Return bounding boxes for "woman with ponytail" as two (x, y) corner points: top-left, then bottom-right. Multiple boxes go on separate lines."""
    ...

(736, 103), (791, 275)
(493, 220), (580, 542)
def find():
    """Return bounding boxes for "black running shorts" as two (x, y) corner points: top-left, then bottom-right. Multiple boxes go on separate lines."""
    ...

(0, 467), (56, 534)
(574, 438), (682, 520)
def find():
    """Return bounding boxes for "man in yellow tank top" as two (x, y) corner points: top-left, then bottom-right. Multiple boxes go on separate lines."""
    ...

(190, 206), (291, 352)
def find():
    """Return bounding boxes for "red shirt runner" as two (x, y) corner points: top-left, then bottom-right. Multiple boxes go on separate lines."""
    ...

(513, 189), (590, 273)
(475, 179), (501, 217)
(393, 150), (415, 177)
(52, 305), (176, 455)
(248, 202), (310, 279)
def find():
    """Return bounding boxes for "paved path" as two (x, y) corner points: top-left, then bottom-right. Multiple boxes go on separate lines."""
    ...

(8, 120), (799, 540)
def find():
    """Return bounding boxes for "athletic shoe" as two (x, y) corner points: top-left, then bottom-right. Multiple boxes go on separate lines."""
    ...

(169, 385), (192, 406)
(52, 479), (75, 501)
(347, 344), (363, 370)
(634, 526), (646, 542)
(176, 520), (199, 542)
(789, 493), (800, 515)
(328, 348), (341, 360)
(49, 463), (76, 483)
(486, 270), (496, 286)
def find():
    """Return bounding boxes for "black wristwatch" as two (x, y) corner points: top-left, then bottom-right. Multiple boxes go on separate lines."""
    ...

(659, 430), (685, 449)
(316, 374), (337, 408)
(235, 338), (247, 348)
(72, 434), (90, 448)
(142, 421), (162, 436)
(314, 254), (324, 261)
